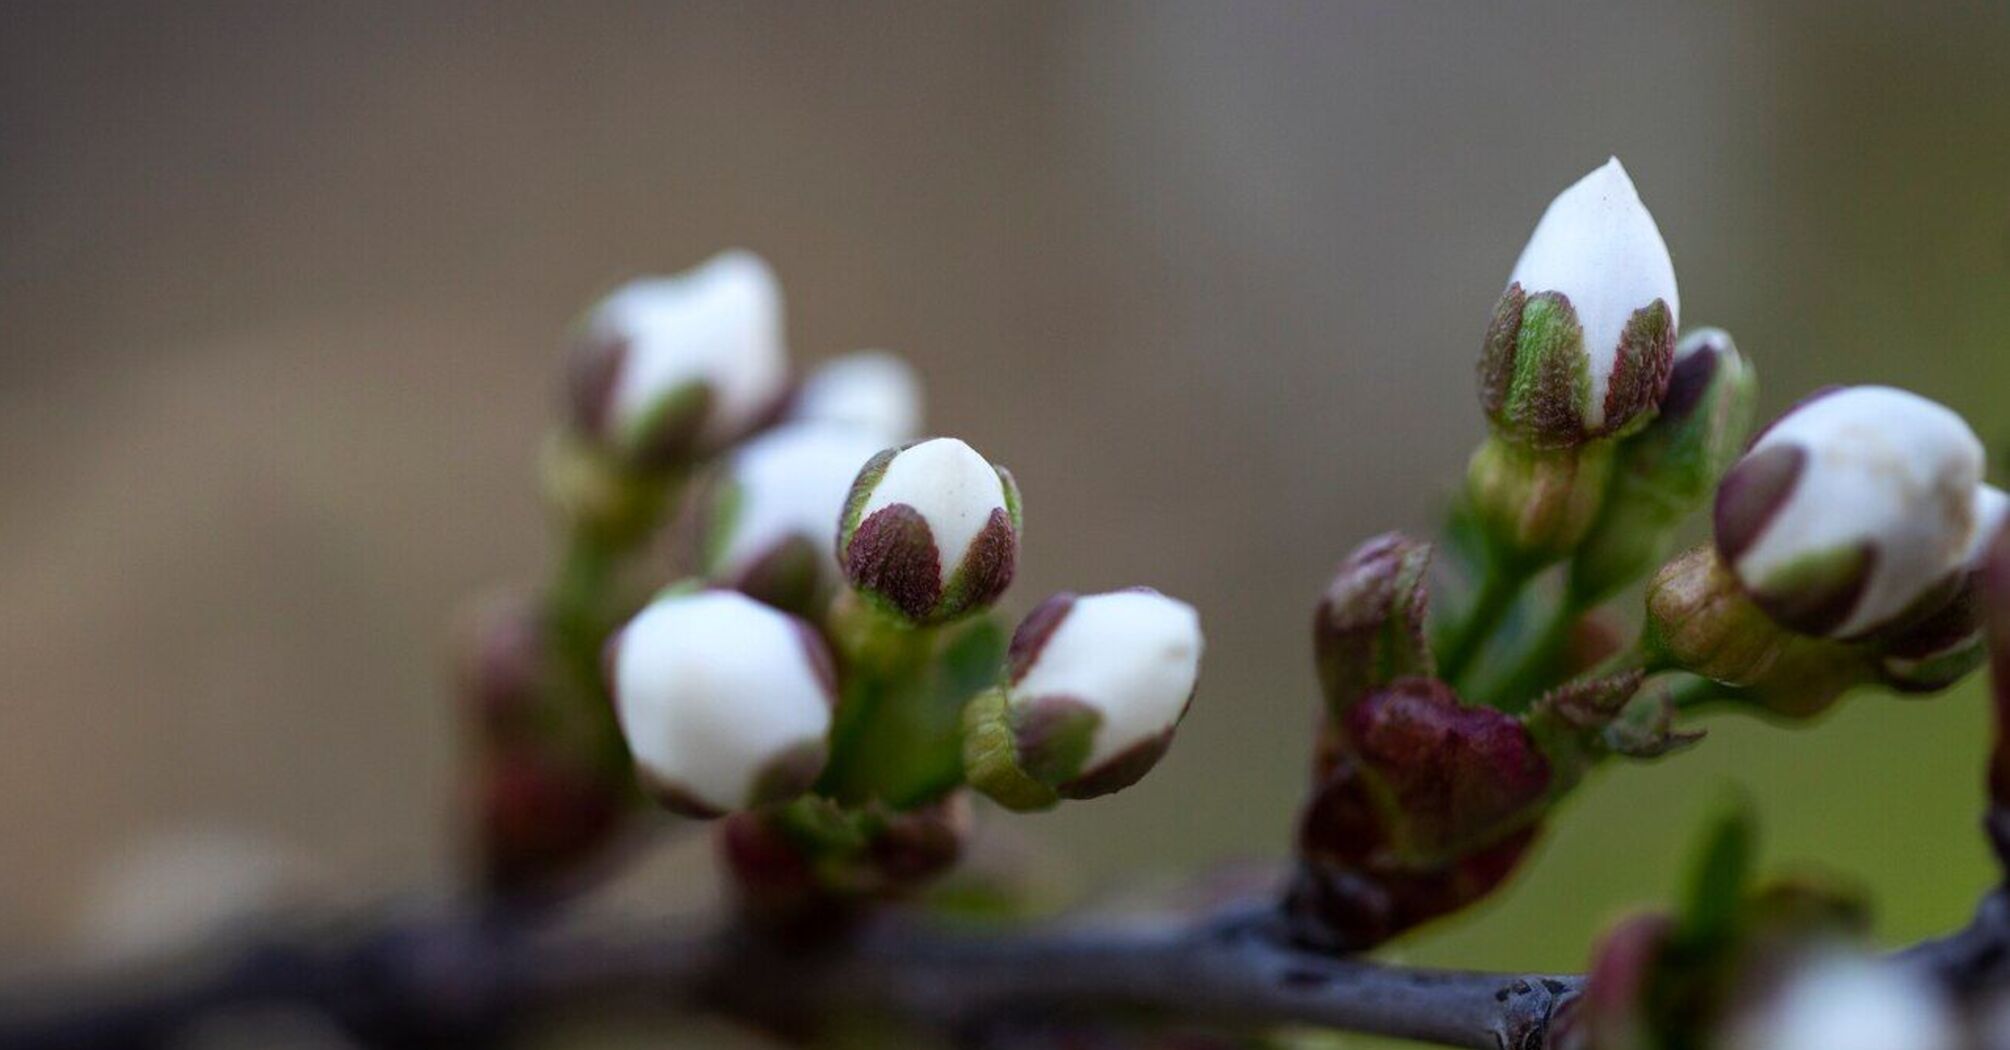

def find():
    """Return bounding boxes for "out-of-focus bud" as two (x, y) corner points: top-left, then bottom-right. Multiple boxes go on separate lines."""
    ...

(1715, 386), (1984, 639)
(452, 591), (550, 737)
(965, 590), (1203, 811)
(607, 589), (835, 817)
(838, 437), (1021, 625)
(1875, 484), (2009, 693)
(475, 743), (625, 895)
(1643, 546), (1872, 718)
(1720, 954), (1961, 1050)
(791, 350), (923, 441)
(1312, 533), (1434, 718)
(1479, 158), (1679, 449)
(1569, 328), (1757, 605)
(567, 250), (788, 466)
(699, 422), (891, 614)
(1287, 678), (1551, 948)
(1464, 433), (1614, 565)
(1546, 915), (1672, 1050)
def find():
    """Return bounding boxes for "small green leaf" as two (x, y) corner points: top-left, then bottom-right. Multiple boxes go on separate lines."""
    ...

(1679, 791), (1756, 946)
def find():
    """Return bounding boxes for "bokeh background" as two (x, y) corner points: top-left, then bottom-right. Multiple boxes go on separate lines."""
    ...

(6, 3), (2010, 1046)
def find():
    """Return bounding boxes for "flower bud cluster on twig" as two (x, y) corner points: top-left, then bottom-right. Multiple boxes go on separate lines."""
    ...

(416, 155), (2010, 1050)
(457, 250), (1210, 911)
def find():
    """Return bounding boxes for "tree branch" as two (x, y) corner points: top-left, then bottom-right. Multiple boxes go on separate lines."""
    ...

(1, 902), (1576, 1050)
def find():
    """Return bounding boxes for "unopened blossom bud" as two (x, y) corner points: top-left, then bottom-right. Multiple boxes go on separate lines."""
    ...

(1569, 327), (1757, 605)
(607, 589), (835, 817)
(1313, 533), (1434, 718)
(838, 437), (1021, 625)
(1287, 678), (1551, 948)
(965, 590), (1203, 811)
(568, 250), (788, 466)
(1715, 386), (1984, 639)
(1722, 954), (1960, 1050)
(1479, 158), (1679, 449)
(700, 422), (891, 613)
(791, 350), (923, 441)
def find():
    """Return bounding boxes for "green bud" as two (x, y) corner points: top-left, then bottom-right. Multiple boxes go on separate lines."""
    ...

(1313, 533), (1435, 718)
(1569, 328), (1757, 606)
(1643, 546), (1873, 719)
(1465, 433), (1615, 568)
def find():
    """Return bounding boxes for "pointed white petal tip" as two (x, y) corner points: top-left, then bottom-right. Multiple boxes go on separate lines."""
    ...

(1014, 590), (1204, 767)
(794, 350), (924, 441)
(1507, 157), (1679, 430)
(611, 590), (831, 814)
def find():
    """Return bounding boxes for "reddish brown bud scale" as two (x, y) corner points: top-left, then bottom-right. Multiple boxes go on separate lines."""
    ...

(1601, 300), (1676, 436)
(1313, 533), (1434, 718)
(1713, 444), (1806, 565)
(843, 503), (944, 621)
(1008, 592), (1079, 684)
(1290, 678), (1552, 949)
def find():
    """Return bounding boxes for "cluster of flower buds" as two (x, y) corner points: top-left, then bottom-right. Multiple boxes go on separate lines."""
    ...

(588, 409), (1203, 904)
(1286, 534), (1593, 948)
(963, 590), (1204, 811)
(1646, 385), (2008, 714)
(1469, 158), (1681, 566)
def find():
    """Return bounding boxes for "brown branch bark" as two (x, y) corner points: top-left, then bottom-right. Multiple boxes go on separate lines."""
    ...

(1, 902), (1575, 1050)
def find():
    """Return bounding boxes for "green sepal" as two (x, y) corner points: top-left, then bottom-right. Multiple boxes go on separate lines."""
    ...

(960, 688), (1059, 812)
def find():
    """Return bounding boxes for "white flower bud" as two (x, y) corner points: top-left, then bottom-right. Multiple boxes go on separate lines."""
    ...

(702, 422), (891, 610)
(1724, 954), (1960, 1050)
(964, 590), (1203, 808)
(838, 437), (1021, 624)
(569, 250), (788, 464)
(608, 590), (834, 817)
(1482, 157), (1680, 445)
(1715, 386), (1985, 638)
(793, 350), (923, 441)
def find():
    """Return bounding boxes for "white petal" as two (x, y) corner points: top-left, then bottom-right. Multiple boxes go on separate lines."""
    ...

(593, 250), (788, 446)
(1508, 157), (1679, 430)
(1967, 484), (2009, 566)
(1015, 591), (1203, 767)
(713, 422), (891, 583)
(1737, 386), (1982, 636)
(1726, 955), (1959, 1050)
(794, 351), (923, 441)
(612, 591), (830, 812)
(857, 437), (1010, 581)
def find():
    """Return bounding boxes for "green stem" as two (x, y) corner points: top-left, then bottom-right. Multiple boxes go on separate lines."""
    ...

(1484, 596), (1584, 711)
(1440, 564), (1527, 687)
(1667, 675), (1736, 713)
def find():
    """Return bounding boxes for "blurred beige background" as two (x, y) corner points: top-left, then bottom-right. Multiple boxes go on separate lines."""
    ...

(5, 1), (2010, 1038)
